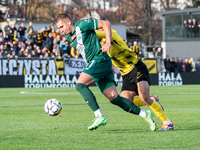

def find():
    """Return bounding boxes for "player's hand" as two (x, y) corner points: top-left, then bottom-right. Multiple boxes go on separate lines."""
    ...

(101, 43), (111, 53)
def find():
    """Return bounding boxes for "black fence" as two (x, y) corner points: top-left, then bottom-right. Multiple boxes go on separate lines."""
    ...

(0, 72), (200, 88)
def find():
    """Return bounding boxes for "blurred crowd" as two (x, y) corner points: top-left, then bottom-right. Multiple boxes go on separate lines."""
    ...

(1, 21), (199, 73)
(124, 40), (200, 73)
(0, 21), (80, 59)
(183, 18), (200, 38)
(163, 56), (200, 73)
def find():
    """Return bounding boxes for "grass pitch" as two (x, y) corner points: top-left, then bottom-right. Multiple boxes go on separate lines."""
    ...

(0, 85), (200, 150)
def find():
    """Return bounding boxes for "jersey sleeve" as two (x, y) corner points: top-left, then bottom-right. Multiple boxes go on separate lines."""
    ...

(96, 29), (116, 40)
(79, 19), (98, 31)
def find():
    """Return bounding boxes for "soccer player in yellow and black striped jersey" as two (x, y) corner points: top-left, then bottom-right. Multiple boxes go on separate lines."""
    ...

(95, 29), (174, 130)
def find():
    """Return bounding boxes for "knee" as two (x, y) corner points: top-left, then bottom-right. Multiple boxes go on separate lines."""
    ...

(75, 83), (86, 91)
(106, 92), (118, 101)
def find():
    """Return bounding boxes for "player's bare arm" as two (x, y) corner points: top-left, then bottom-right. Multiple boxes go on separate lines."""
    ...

(97, 20), (112, 53)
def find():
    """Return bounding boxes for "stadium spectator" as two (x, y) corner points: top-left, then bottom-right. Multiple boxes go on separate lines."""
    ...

(177, 58), (182, 72)
(4, 22), (10, 36)
(189, 57), (196, 72)
(164, 55), (171, 73)
(12, 24), (18, 41)
(27, 21), (34, 33)
(42, 27), (48, 48)
(42, 47), (47, 55)
(55, 51), (61, 59)
(178, 58), (186, 73)
(12, 51), (17, 58)
(51, 29), (57, 39)
(8, 29), (14, 42)
(157, 47), (162, 72)
(192, 19), (198, 38)
(163, 55), (171, 73)
(47, 26), (51, 33)
(3, 43), (9, 56)
(18, 48), (24, 57)
(195, 59), (200, 72)
(59, 36), (70, 57)
(0, 45), (4, 57)
(26, 29), (35, 49)
(56, 29), (61, 36)
(31, 50), (37, 58)
(132, 41), (139, 55)
(0, 24), (2, 33)
(36, 29), (43, 48)
(152, 47), (157, 58)
(36, 47), (42, 57)
(188, 19), (193, 38)
(46, 33), (54, 53)
(18, 23), (27, 42)
(53, 34), (61, 54)
(7, 52), (12, 58)
(27, 53), (32, 58)
(138, 50), (144, 59)
(0, 32), (4, 42)
(15, 43), (22, 55)
(184, 59), (192, 73)
(43, 51), (49, 58)
(70, 46), (80, 59)
(183, 20), (189, 38)
(0, 37), (3, 46)
(50, 48), (56, 58)
(39, 54), (43, 59)
(170, 57), (177, 72)
(12, 24), (17, 32)
(50, 23), (55, 31)
(4, 34), (9, 43)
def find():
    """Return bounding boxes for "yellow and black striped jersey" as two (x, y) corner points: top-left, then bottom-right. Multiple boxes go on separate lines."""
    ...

(95, 29), (140, 75)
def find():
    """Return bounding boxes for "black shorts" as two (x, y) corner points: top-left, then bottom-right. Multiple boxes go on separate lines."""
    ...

(121, 59), (151, 95)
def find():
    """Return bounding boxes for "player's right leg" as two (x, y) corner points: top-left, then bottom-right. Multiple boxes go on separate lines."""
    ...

(137, 81), (174, 130)
(75, 72), (107, 130)
(133, 97), (146, 107)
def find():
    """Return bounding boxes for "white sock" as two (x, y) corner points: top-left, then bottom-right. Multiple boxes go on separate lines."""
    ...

(94, 109), (103, 117)
(139, 109), (146, 118)
(163, 119), (172, 124)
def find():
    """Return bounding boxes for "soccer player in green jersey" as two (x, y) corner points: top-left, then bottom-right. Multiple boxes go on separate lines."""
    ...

(56, 13), (156, 131)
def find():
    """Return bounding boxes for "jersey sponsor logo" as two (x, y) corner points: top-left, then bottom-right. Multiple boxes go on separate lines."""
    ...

(137, 71), (142, 79)
(75, 26), (86, 62)
(71, 34), (76, 40)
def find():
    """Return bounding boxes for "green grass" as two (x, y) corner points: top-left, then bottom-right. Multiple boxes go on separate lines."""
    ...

(0, 85), (200, 150)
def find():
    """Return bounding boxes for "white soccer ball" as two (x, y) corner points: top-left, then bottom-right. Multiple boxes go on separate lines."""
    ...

(44, 99), (62, 116)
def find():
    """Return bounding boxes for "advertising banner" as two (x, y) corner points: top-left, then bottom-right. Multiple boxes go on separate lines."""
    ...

(64, 58), (86, 75)
(0, 58), (200, 88)
(142, 59), (157, 74)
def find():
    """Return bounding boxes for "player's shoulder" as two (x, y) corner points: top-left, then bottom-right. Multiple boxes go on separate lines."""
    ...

(78, 19), (97, 26)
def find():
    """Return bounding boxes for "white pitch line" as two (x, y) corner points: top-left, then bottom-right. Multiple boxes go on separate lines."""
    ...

(20, 91), (102, 95)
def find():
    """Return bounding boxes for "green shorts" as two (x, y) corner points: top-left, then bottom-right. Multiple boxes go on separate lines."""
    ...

(83, 54), (116, 93)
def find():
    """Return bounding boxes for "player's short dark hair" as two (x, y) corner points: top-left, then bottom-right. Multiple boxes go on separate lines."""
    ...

(56, 13), (72, 23)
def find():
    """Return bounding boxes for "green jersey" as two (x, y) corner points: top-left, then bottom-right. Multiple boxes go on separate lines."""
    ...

(66, 19), (104, 63)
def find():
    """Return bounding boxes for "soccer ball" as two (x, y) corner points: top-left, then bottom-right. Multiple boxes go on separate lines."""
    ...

(44, 99), (62, 116)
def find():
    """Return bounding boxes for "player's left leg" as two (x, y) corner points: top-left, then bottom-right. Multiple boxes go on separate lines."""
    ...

(102, 85), (156, 131)
(137, 81), (174, 130)
(133, 96), (163, 110)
